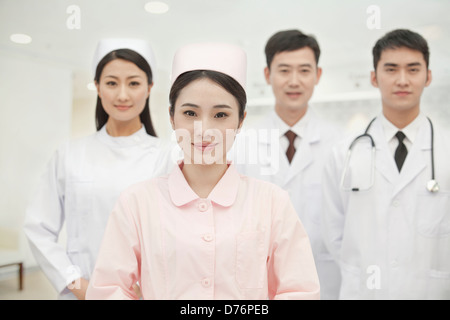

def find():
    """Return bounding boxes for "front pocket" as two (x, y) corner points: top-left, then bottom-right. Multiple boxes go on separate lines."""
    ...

(416, 192), (450, 237)
(235, 231), (266, 289)
(338, 261), (361, 299)
(426, 269), (450, 299)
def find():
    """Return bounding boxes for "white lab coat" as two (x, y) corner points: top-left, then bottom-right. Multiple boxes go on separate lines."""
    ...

(24, 125), (174, 299)
(232, 109), (342, 299)
(322, 114), (450, 299)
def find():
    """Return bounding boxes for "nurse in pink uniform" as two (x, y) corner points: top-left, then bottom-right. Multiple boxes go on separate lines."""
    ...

(86, 43), (320, 300)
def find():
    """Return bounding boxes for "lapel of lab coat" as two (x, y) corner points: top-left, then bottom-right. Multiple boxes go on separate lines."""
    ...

(371, 118), (398, 185)
(392, 118), (429, 197)
(256, 110), (319, 186)
(371, 117), (428, 198)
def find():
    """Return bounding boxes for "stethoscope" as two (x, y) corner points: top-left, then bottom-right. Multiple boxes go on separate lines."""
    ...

(340, 116), (439, 193)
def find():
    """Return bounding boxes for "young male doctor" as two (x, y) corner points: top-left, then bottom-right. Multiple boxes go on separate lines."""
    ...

(234, 29), (341, 300)
(322, 29), (450, 299)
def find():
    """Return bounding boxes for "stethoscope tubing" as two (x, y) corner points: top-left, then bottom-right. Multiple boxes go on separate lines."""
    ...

(343, 116), (437, 193)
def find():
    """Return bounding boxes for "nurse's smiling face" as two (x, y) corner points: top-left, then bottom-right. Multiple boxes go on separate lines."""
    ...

(96, 59), (152, 126)
(171, 77), (243, 165)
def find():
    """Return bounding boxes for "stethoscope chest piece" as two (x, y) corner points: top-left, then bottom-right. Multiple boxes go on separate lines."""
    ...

(427, 179), (440, 193)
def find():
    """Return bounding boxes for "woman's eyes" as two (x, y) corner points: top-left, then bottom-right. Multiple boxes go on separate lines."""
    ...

(214, 112), (228, 118)
(104, 81), (141, 87)
(183, 110), (197, 117)
(182, 111), (229, 118)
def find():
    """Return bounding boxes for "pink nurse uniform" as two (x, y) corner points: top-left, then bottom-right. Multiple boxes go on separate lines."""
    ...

(86, 163), (320, 300)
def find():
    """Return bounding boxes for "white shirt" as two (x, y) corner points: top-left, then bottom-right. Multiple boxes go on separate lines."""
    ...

(381, 113), (425, 156)
(275, 108), (310, 154)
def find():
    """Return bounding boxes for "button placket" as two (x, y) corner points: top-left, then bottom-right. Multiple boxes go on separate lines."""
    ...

(196, 198), (214, 298)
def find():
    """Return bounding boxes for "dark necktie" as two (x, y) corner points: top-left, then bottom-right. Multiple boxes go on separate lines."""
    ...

(285, 130), (297, 164)
(395, 131), (408, 172)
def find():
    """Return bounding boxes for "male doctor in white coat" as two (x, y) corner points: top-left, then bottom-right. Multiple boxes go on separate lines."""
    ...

(322, 29), (450, 299)
(233, 29), (342, 299)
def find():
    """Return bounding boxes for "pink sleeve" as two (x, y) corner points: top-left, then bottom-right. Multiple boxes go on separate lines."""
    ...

(86, 193), (141, 300)
(267, 190), (321, 300)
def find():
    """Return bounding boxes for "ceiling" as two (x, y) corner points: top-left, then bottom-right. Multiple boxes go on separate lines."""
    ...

(1, 0), (449, 104)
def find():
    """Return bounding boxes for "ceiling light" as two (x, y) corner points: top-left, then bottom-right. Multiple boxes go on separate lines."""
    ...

(145, 1), (169, 14)
(10, 33), (32, 44)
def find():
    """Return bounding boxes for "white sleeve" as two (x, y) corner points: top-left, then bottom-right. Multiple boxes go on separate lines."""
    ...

(23, 144), (82, 294)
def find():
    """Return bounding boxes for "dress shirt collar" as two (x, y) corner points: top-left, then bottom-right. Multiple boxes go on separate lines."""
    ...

(380, 112), (425, 145)
(168, 162), (241, 207)
(273, 107), (310, 139)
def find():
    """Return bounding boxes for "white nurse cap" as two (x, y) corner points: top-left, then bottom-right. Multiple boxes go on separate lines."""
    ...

(92, 38), (157, 78)
(171, 42), (247, 89)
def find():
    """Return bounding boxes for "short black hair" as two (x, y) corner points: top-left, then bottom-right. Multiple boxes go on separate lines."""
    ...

(372, 29), (430, 70)
(265, 29), (321, 69)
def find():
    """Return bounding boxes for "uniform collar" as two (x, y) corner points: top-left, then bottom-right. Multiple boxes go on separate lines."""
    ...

(96, 124), (157, 147)
(380, 112), (426, 145)
(273, 108), (310, 139)
(272, 107), (320, 144)
(168, 162), (240, 207)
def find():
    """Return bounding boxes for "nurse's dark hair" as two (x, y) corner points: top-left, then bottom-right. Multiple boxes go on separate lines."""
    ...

(94, 48), (157, 137)
(372, 29), (430, 70)
(265, 29), (321, 69)
(169, 70), (246, 121)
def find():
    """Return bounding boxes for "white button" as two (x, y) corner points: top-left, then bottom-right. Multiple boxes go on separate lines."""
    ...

(390, 260), (398, 267)
(201, 278), (212, 287)
(202, 234), (214, 242)
(133, 136), (141, 142)
(198, 201), (208, 212)
(392, 200), (400, 207)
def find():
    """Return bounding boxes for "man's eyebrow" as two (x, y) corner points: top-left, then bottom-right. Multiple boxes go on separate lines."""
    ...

(383, 62), (423, 67)
(383, 63), (398, 67)
(407, 62), (423, 67)
(276, 63), (313, 68)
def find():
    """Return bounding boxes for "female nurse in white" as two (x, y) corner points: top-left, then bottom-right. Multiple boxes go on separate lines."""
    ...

(86, 43), (320, 300)
(24, 39), (172, 300)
